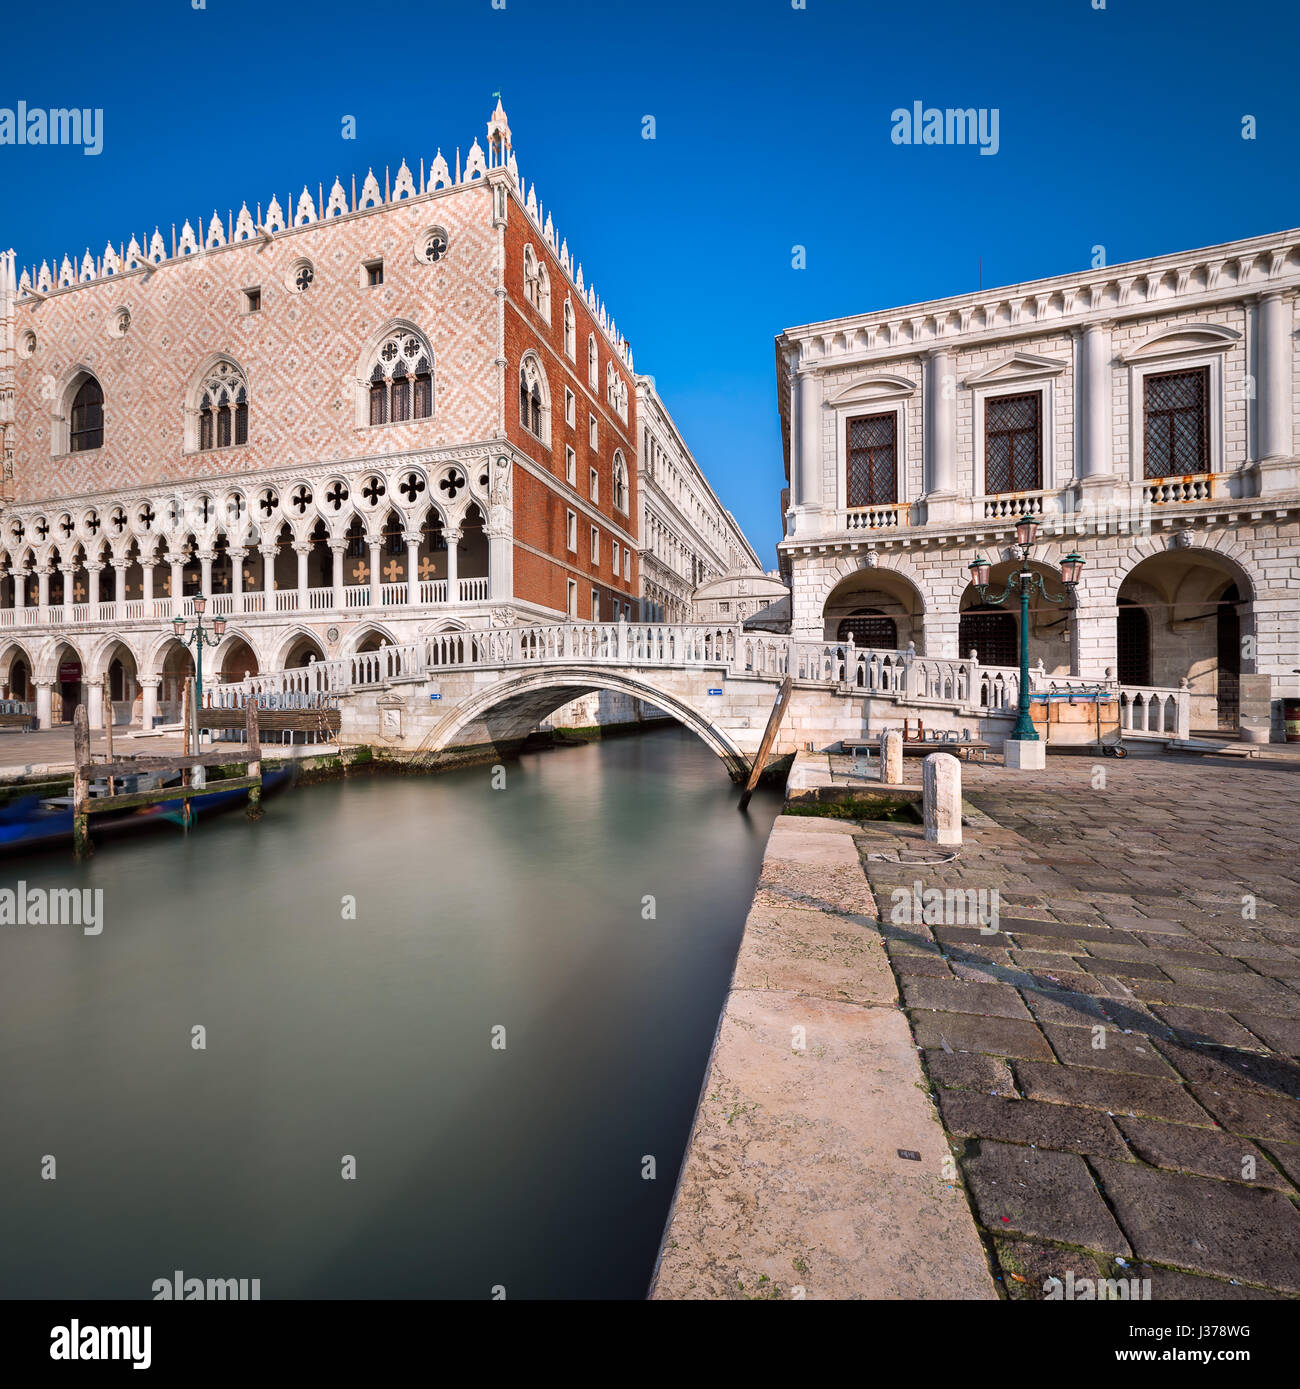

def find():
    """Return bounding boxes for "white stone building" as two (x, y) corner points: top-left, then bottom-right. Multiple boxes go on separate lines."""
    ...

(776, 228), (1300, 737)
(636, 377), (770, 623)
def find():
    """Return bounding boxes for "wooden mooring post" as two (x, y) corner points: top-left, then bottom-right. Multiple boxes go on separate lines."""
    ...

(72, 703), (92, 859)
(245, 701), (263, 820)
(180, 677), (193, 834)
(738, 676), (793, 812)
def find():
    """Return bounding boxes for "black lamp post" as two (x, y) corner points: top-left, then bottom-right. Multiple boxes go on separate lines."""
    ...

(171, 595), (227, 717)
(968, 515), (1084, 743)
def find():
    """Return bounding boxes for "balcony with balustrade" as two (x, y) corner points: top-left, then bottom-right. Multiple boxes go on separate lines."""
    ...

(0, 574), (495, 635)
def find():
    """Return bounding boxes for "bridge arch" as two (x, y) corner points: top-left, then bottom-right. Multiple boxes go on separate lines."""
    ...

(427, 666), (751, 780)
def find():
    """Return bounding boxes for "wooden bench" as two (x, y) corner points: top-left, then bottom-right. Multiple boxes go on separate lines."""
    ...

(842, 737), (993, 762)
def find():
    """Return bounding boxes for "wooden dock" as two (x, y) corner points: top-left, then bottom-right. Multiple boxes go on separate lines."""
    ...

(72, 680), (266, 858)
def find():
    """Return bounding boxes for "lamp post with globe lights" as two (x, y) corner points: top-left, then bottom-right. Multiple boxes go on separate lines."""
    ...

(967, 514), (1084, 764)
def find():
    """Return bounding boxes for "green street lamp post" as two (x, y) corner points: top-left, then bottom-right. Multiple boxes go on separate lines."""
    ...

(968, 515), (1085, 744)
(171, 595), (227, 727)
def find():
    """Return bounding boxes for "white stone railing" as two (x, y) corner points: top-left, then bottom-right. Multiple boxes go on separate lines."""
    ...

(0, 574), (495, 630)
(196, 621), (1188, 745)
(980, 490), (1047, 521)
(1144, 473), (1216, 505)
(841, 503), (908, 531)
(1117, 685), (1191, 740)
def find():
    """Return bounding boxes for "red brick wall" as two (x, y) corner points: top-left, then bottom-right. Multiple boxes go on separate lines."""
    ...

(502, 191), (639, 615)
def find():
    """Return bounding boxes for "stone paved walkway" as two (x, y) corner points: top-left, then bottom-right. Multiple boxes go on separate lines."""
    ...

(857, 751), (1300, 1298)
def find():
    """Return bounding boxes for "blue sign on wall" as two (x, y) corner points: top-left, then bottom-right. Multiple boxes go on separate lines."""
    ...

(707, 688), (723, 696)
(429, 692), (442, 701)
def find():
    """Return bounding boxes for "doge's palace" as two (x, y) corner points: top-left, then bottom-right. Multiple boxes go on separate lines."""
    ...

(0, 103), (730, 730)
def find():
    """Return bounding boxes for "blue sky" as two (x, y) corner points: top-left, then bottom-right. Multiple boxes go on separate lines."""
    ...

(3, 0), (1297, 566)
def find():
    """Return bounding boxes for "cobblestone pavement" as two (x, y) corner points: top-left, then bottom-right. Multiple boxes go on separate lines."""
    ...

(853, 752), (1300, 1298)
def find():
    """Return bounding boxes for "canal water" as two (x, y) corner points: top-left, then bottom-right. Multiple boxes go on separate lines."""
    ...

(0, 726), (781, 1299)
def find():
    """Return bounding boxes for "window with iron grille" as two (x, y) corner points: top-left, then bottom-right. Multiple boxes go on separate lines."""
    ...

(1116, 600), (1150, 686)
(846, 413), (896, 508)
(959, 608), (1018, 667)
(1143, 367), (1208, 478)
(984, 393), (1041, 495)
(836, 610), (898, 648)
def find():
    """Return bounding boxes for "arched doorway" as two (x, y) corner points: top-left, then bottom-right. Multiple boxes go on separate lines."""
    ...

(219, 637), (259, 684)
(159, 640), (196, 722)
(835, 609), (899, 648)
(103, 642), (140, 725)
(2, 647), (32, 703)
(821, 566), (924, 648)
(282, 634), (326, 669)
(51, 642), (84, 723)
(1116, 552), (1254, 733)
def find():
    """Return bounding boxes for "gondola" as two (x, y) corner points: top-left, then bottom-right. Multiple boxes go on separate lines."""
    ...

(0, 765), (296, 853)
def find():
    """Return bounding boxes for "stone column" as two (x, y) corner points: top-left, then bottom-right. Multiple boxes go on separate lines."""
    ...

(141, 561), (153, 611)
(169, 557), (184, 617)
(368, 541), (382, 607)
(329, 542), (346, 611)
(1076, 322), (1114, 505)
(112, 559), (129, 619)
(230, 549), (245, 612)
(923, 347), (960, 523)
(1255, 291), (1295, 494)
(35, 680), (53, 729)
(13, 568), (25, 614)
(295, 544), (310, 609)
(140, 676), (160, 731)
(923, 752), (962, 844)
(261, 546), (277, 608)
(87, 564), (101, 612)
(794, 365), (824, 526)
(445, 528), (461, 603)
(87, 678), (104, 731)
(199, 551), (213, 600)
(60, 565), (75, 618)
(405, 533), (420, 605)
(37, 565), (50, 621)
(486, 525), (512, 601)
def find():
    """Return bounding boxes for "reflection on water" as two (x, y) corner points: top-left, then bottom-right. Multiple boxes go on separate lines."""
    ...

(0, 727), (781, 1298)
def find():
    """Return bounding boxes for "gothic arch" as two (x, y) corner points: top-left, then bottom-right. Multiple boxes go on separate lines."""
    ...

(52, 365), (105, 455)
(353, 320), (435, 428)
(429, 666), (749, 780)
(184, 353), (251, 453)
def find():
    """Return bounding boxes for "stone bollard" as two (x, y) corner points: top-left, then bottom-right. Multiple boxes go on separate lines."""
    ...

(879, 728), (903, 785)
(923, 752), (962, 846)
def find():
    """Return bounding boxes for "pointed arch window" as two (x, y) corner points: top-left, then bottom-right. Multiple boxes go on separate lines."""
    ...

(519, 355), (549, 444)
(563, 300), (575, 360)
(523, 246), (551, 321)
(70, 376), (104, 452)
(612, 452), (629, 513)
(197, 361), (249, 452)
(587, 335), (599, 390)
(367, 329), (434, 426)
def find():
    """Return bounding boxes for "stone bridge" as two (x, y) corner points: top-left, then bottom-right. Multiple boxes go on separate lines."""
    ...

(210, 621), (1192, 779)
